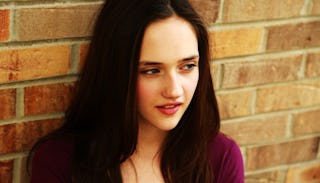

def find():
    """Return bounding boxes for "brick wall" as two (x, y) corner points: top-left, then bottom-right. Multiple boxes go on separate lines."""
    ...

(0, 0), (319, 182)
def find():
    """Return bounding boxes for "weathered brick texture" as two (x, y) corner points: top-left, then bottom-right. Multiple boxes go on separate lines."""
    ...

(221, 55), (302, 88)
(0, 46), (70, 83)
(0, 89), (16, 120)
(24, 83), (75, 116)
(0, 119), (62, 155)
(306, 52), (320, 78)
(286, 162), (320, 183)
(0, 160), (13, 183)
(267, 21), (320, 51)
(222, 0), (304, 22)
(217, 90), (253, 119)
(209, 28), (263, 58)
(256, 81), (320, 113)
(311, 0), (320, 15)
(246, 137), (319, 170)
(221, 115), (288, 145)
(16, 5), (100, 41)
(0, 9), (9, 41)
(245, 170), (284, 183)
(293, 109), (320, 135)
(0, 1), (319, 182)
(189, 0), (220, 24)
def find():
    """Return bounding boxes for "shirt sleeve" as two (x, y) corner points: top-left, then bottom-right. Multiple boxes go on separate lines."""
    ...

(215, 140), (244, 183)
(30, 140), (73, 183)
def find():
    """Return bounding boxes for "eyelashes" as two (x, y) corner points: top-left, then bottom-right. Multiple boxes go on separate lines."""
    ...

(181, 63), (197, 71)
(139, 63), (198, 76)
(140, 68), (160, 75)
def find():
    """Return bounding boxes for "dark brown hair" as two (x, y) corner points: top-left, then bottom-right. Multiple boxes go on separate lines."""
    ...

(29, 0), (220, 182)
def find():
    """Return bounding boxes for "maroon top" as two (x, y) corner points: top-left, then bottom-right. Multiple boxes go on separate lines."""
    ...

(31, 133), (244, 183)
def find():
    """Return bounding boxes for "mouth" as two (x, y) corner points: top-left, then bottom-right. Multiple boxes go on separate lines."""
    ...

(156, 102), (182, 115)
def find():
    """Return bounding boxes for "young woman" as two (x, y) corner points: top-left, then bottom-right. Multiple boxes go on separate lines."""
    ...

(29, 0), (244, 182)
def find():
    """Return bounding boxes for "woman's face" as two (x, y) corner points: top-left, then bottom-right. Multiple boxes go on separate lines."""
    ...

(137, 16), (199, 133)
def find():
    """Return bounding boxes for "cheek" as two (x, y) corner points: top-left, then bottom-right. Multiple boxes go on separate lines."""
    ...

(137, 79), (157, 104)
(184, 73), (199, 98)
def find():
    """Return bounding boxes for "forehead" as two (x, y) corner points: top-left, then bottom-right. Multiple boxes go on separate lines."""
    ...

(139, 16), (198, 63)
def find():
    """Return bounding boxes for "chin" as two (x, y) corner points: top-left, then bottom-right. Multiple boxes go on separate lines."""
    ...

(156, 120), (180, 131)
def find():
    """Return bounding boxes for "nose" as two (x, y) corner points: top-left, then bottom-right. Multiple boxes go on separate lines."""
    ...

(161, 72), (183, 99)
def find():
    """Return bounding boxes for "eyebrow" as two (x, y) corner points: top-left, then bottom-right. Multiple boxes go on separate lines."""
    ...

(139, 55), (199, 65)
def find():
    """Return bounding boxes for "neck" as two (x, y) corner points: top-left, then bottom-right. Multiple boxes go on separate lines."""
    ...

(134, 121), (168, 160)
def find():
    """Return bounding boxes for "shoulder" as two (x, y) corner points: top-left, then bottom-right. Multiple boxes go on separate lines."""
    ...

(31, 139), (74, 183)
(209, 133), (244, 183)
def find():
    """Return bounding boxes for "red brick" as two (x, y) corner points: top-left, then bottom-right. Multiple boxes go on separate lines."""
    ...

(222, 55), (302, 88)
(256, 81), (320, 113)
(217, 90), (253, 119)
(0, 10), (9, 41)
(246, 137), (319, 170)
(189, 0), (220, 24)
(209, 28), (263, 58)
(0, 45), (70, 83)
(245, 170), (284, 183)
(0, 160), (13, 183)
(222, 0), (304, 22)
(286, 162), (320, 183)
(79, 43), (89, 71)
(267, 21), (320, 51)
(306, 52), (320, 78)
(221, 115), (288, 145)
(0, 89), (16, 120)
(311, 0), (320, 15)
(24, 83), (75, 115)
(0, 119), (62, 154)
(16, 5), (100, 41)
(293, 109), (320, 135)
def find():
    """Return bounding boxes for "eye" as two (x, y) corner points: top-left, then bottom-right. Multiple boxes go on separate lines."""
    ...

(181, 63), (197, 71)
(140, 68), (160, 75)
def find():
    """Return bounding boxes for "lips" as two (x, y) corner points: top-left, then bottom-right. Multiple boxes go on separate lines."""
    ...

(156, 102), (182, 115)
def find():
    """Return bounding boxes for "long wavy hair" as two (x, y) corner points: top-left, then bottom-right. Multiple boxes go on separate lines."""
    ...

(29, 0), (220, 182)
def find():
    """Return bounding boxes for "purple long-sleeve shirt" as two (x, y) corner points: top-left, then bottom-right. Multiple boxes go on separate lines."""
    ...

(31, 133), (244, 183)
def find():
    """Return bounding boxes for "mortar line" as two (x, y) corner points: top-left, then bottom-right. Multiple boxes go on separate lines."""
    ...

(217, 63), (223, 89)
(298, 53), (308, 79)
(15, 88), (24, 118)
(301, 0), (313, 15)
(12, 158), (22, 183)
(245, 159), (320, 175)
(0, 75), (78, 90)
(242, 133), (320, 149)
(10, 1), (104, 9)
(251, 89), (257, 115)
(211, 46), (320, 64)
(221, 105), (320, 124)
(69, 44), (80, 74)
(259, 27), (268, 52)
(240, 147), (246, 168)
(0, 152), (28, 161)
(281, 168), (288, 183)
(9, 4), (15, 42)
(216, 0), (225, 23)
(0, 112), (65, 126)
(215, 75), (320, 93)
(286, 114), (293, 138)
(0, 37), (91, 50)
(0, 3), (12, 9)
(209, 16), (320, 31)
